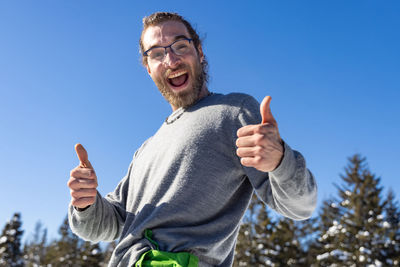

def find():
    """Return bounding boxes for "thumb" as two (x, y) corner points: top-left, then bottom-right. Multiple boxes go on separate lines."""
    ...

(260, 96), (276, 125)
(75, 143), (92, 168)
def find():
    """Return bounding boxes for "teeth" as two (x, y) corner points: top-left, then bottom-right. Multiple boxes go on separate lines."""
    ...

(168, 70), (187, 79)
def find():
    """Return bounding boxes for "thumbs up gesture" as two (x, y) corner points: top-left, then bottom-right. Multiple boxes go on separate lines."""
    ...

(67, 144), (98, 209)
(236, 96), (284, 172)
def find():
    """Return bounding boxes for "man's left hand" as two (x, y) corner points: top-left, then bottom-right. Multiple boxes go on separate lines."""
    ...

(236, 96), (284, 172)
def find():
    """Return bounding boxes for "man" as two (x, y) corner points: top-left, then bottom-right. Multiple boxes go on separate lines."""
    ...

(68, 12), (317, 267)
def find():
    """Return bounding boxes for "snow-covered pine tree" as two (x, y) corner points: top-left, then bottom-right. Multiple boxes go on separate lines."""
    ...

(79, 241), (104, 266)
(382, 189), (400, 265)
(315, 154), (388, 266)
(0, 213), (24, 267)
(23, 221), (47, 267)
(45, 216), (105, 266)
(45, 216), (82, 266)
(234, 192), (315, 266)
(234, 218), (253, 266)
(311, 198), (344, 266)
(266, 217), (307, 267)
(233, 194), (275, 266)
(295, 216), (318, 266)
(253, 200), (276, 266)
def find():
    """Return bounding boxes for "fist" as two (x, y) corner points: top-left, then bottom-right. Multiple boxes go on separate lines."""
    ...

(67, 144), (98, 209)
(236, 96), (284, 172)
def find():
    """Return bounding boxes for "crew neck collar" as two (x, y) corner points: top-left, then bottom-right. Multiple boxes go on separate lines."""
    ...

(165, 92), (214, 125)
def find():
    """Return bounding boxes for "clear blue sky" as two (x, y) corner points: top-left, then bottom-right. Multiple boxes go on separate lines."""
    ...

(1, 1), (399, 243)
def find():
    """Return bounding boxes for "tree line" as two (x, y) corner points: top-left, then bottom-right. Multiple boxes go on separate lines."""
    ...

(1, 154), (399, 266)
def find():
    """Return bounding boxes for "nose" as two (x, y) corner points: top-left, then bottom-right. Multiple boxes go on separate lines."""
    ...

(163, 48), (181, 68)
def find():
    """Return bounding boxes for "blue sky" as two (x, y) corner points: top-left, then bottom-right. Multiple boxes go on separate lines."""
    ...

(1, 1), (399, 243)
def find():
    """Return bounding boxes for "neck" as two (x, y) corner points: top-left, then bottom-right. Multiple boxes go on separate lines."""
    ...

(170, 84), (210, 111)
(198, 84), (210, 101)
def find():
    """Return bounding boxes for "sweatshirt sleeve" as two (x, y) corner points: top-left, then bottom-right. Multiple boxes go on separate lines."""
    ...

(252, 141), (317, 220)
(68, 161), (133, 243)
(235, 94), (317, 220)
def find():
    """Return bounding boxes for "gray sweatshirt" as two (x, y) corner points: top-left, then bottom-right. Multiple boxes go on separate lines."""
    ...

(68, 93), (317, 266)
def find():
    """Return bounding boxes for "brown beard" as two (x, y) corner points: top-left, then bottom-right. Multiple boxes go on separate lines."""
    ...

(154, 59), (206, 109)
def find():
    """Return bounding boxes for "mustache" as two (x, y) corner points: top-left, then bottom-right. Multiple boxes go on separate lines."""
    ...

(164, 64), (189, 79)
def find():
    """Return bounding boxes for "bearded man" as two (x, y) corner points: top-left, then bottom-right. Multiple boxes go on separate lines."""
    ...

(67, 12), (317, 267)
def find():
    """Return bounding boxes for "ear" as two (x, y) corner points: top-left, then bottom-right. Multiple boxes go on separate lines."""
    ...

(197, 45), (204, 63)
(146, 63), (151, 75)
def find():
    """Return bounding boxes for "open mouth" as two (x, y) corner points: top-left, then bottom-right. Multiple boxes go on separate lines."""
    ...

(167, 70), (189, 89)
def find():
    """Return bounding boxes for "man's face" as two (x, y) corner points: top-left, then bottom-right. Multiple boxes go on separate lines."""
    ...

(142, 20), (205, 110)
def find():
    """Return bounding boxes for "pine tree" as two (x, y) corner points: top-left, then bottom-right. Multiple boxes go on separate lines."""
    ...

(233, 194), (314, 267)
(382, 189), (400, 265)
(0, 213), (24, 267)
(311, 198), (343, 266)
(252, 200), (276, 266)
(45, 216), (82, 266)
(295, 216), (318, 266)
(23, 220), (48, 267)
(79, 241), (104, 266)
(315, 154), (388, 266)
(45, 216), (105, 266)
(234, 214), (253, 266)
(233, 194), (275, 266)
(266, 217), (308, 267)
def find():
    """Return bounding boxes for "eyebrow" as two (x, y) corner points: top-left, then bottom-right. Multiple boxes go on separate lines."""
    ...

(146, 35), (190, 51)
(173, 35), (190, 42)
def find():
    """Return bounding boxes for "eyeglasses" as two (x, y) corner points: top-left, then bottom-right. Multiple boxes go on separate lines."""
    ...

(143, 38), (193, 62)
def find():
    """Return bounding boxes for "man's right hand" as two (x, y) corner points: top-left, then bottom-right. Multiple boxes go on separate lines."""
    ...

(67, 144), (98, 210)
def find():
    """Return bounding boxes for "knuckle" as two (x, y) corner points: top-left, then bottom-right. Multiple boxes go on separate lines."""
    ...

(255, 134), (264, 144)
(237, 126), (248, 136)
(235, 138), (240, 147)
(86, 169), (93, 177)
(68, 179), (79, 190)
(70, 166), (81, 176)
(241, 157), (253, 166)
(83, 197), (94, 206)
(70, 190), (80, 198)
(70, 170), (81, 179)
(260, 124), (273, 133)
(255, 146), (263, 155)
(71, 197), (80, 206)
(254, 156), (263, 165)
(255, 124), (264, 133)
